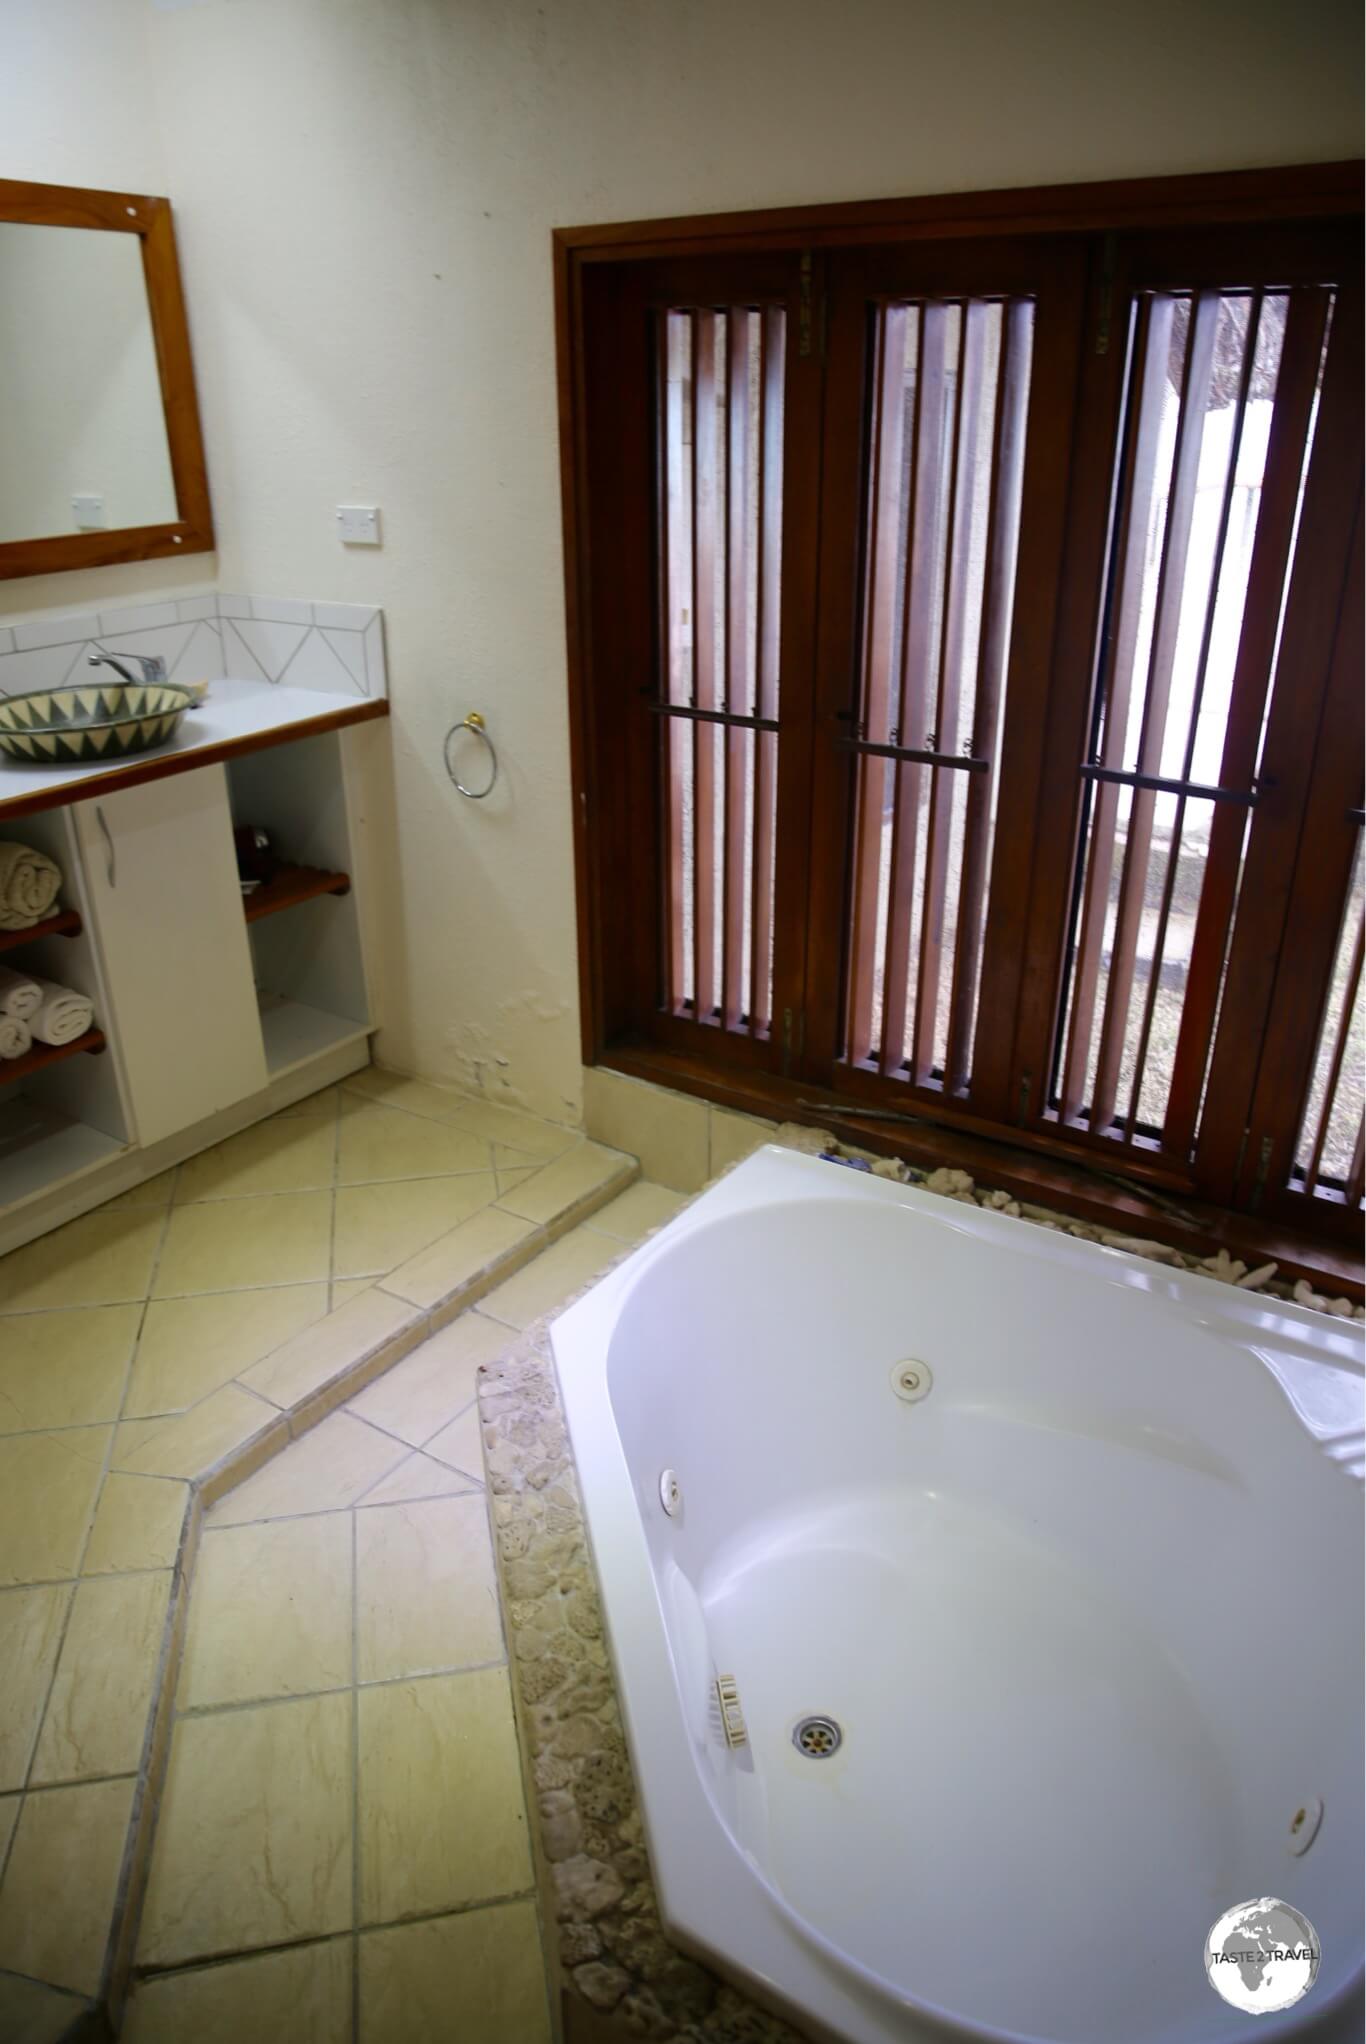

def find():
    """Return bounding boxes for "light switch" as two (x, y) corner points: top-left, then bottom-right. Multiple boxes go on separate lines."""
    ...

(336, 504), (382, 546)
(72, 493), (107, 529)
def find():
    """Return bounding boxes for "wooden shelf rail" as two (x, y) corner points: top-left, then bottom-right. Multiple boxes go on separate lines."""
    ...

(242, 866), (351, 924)
(0, 909), (82, 954)
(0, 1028), (106, 1086)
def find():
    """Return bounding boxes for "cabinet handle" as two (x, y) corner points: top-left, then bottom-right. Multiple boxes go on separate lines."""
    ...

(96, 806), (116, 889)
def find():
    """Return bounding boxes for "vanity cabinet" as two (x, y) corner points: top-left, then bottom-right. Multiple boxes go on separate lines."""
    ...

(72, 768), (268, 1146)
(0, 717), (383, 1255)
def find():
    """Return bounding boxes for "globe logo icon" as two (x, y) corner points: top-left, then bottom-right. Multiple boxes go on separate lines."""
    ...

(1204, 1898), (1321, 2014)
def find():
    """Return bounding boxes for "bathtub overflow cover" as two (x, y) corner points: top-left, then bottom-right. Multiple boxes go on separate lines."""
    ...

(891, 1360), (933, 1403)
(659, 1470), (682, 1518)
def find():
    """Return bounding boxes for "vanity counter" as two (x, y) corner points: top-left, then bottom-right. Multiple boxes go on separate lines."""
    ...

(0, 677), (388, 821)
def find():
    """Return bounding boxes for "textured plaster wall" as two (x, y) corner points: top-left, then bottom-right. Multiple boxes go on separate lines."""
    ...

(1, 0), (1361, 1117)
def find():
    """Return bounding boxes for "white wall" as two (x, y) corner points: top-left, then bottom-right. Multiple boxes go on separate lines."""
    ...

(2, 0), (1360, 1118)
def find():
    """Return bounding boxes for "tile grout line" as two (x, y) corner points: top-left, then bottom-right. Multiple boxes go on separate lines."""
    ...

(349, 1498), (361, 2044)
(5, 1173), (179, 1867)
(172, 1661), (510, 1722)
(328, 1082), (343, 1315)
(0, 1103), (641, 2027)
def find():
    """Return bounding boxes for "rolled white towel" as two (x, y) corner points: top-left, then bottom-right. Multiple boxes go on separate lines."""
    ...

(28, 979), (94, 1047)
(0, 964), (42, 1022)
(0, 1014), (32, 1060)
(0, 842), (62, 931)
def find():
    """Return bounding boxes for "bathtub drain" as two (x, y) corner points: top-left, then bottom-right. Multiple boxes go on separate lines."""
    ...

(793, 1714), (843, 1758)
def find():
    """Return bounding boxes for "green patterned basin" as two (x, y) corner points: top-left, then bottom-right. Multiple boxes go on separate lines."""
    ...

(0, 679), (196, 765)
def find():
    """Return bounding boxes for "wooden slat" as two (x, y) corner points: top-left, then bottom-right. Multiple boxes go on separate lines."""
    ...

(1345, 1120), (1365, 1211)
(880, 302), (949, 1075)
(1303, 914), (1363, 1188)
(913, 302), (979, 1079)
(722, 311), (751, 1030)
(692, 310), (719, 1020)
(1091, 290), (1220, 1130)
(749, 307), (784, 1037)
(1124, 291), (1263, 1140)
(1163, 287), (1333, 1153)
(1058, 295), (1175, 1122)
(945, 299), (1031, 1091)
(847, 305), (910, 1065)
(658, 313), (687, 1012)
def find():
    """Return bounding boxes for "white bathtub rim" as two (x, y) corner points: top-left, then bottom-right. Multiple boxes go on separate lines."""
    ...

(552, 1148), (1364, 2044)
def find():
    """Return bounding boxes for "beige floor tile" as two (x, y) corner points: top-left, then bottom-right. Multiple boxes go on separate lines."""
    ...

(342, 1067), (472, 1123)
(0, 1584), (71, 1789)
(337, 1101), (491, 1186)
(358, 1667), (531, 1923)
(0, 1776), (135, 1994)
(176, 1117), (337, 1202)
(208, 1411), (405, 1526)
(0, 1792), (16, 1859)
(359, 1900), (550, 2044)
(0, 1304), (140, 1433)
(271, 1084), (342, 1120)
(84, 1474), (188, 1575)
(114, 1386), (277, 1482)
(241, 1286), (424, 1412)
(123, 1937), (351, 2043)
(333, 1173), (499, 1279)
(32, 1570), (172, 1785)
(0, 1208), (164, 1312)
(582, 1066), (709, 1192)
(379, 1204), (535, 1313)
(0, 1426), (110, 1587)
(423, 1402), (484, 1483)
(585, 1178), (688, 1242)
(709, 1105), (777, 1175)
(331, 1277), (375, 1308)
(0, 1969), (88, 2042)
(360, 1452), (473, 1507)
(445, 1097), (580, 1160)
(347, 1314), (507, 1448)
(493, 1162), (541, 1198)
(152, 1191), (333, 1298)
(478, 1226), (617, 1331)
(356, 1494), (501, 1683)
(139, 1692), (352, 1966)
(126, 1285), (331, 1418)
(182, 1515), (352, 1708)
(497, 1141), (633, 1228)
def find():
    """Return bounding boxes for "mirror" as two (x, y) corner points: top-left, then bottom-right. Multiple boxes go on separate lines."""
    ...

(0, 222), (178, 542)
(0, 179), (213, 578)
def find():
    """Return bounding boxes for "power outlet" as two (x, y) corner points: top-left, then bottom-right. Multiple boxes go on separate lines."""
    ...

(72, 493), (107, 529)
(336, 504), (381, 546)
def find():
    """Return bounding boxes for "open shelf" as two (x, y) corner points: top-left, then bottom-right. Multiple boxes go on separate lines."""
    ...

(0, 909), (82, 954)
(243, 865), (351, 924)
(257, 993), (367, 1076)
(0, 1029), (106, 1088)
(0, 1093), (127, 1209)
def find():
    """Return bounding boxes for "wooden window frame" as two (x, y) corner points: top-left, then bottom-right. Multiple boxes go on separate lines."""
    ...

(0, 177), (214, 579)
(555, 161), (1364, 1291)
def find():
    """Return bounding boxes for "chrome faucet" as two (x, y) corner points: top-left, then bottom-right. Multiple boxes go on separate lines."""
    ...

(87, 650), (167, 687)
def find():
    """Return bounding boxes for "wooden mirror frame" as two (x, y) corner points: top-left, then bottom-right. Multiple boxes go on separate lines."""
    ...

(0, 177), (214, 580)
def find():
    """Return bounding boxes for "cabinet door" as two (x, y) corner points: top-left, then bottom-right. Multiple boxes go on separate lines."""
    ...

(74, 768), (268, 1145)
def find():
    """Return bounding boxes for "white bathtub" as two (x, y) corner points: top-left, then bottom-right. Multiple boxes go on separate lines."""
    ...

(553, 1147), (1364, 2044)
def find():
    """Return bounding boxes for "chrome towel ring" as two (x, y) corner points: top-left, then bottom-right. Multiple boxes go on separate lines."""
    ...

(445, 711), (498, 800)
